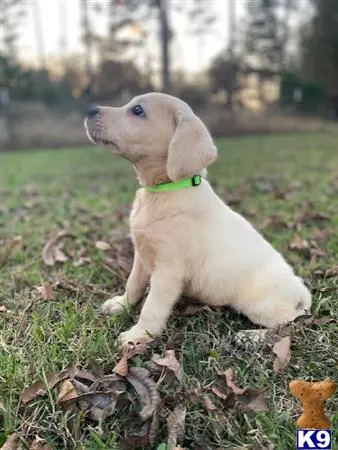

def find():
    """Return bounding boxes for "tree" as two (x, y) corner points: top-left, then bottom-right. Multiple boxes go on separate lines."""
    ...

(209, 54), (242, 111)
(300, 0), (338, 96)
(0, 0), (27, 57)
(244, 0), (283, 75)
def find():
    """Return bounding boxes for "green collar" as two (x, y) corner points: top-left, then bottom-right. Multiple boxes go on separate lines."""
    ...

(144, 175), (202, 192)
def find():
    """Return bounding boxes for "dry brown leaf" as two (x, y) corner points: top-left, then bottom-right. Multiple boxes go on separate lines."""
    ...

(95, 241), (112, 251)
(272, 189), (296, 200)
(313, 228), (333, 242)
(262, 216), (289, 230)
(152, 350), (183, 382)
(325, 265), (338, 278)
(204, 395), (217, 411)
(29, 436), (52, 450)
(272, 336), (291, 372)
(211, 386), (228, 400)
(36, 282), (54, 300)
(42, 229), (73, 266)
(167, 403), (186, 450)
(76, 391), (118, 421)
(237, 388), (269, 412)
(0, 433), (19, 450)
(217, 368), (245, 395)
(126, 367), (160, 421)
(57, 380), (78, 404)
(288, 235), (310, 255)
(310, 246), (327, 263)
(21, 365), (96, 404)
(113, 341), (150, 376)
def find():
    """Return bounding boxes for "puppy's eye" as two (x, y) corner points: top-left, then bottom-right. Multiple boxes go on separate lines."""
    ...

(131, 104), (145, 117)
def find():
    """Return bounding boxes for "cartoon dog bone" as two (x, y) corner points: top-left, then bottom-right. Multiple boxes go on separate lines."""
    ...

(289, 379), (336, 429)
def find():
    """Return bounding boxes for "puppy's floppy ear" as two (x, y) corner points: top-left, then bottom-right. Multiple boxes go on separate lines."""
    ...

(167, 110), (217, 181)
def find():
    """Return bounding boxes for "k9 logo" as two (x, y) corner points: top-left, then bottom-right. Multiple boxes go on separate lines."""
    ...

(296, 429), (332, 449)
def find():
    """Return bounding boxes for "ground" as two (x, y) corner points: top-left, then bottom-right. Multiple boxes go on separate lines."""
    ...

(1, 133), (337, 450)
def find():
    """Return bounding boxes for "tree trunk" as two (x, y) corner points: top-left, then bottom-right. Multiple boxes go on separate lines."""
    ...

(158, 0), (171, 93)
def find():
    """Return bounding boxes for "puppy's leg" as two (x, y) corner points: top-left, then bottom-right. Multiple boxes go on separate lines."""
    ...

(101, 251), (149, 315)
(119, 269), (182, 344)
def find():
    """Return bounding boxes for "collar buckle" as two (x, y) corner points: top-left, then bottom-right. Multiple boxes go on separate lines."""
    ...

(192, 175), (202, 186)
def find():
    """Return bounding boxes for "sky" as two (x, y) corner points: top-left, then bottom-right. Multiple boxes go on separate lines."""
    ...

(16, 0), (246, 74)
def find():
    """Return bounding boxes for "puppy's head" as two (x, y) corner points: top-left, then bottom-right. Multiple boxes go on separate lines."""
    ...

(85, 92), (217, 184)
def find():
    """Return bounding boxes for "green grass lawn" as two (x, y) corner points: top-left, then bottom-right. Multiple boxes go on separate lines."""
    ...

(1, 133), (337, 450)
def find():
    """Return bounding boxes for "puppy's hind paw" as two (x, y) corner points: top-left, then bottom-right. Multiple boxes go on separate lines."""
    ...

(101, 295), (126, 316)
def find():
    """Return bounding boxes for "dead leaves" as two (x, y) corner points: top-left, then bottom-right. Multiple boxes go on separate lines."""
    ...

(217, 368), (245, 395)
(211, 368), (269, 413)
(126, 367), (160, 421)
(0, 433), (19, 450)
(29, 436), (52, 450)
(35, 282), (54, 300)
(152, 350), (183, 383)
(103, 236), (134, 282)
(21, 365), (96, 405)
(236, 388), (269, 412)
(42, 229), (74, 266)
(113, 341), (150, 377)
(272, 336), (291, 372)
(325, 265), (338, 278)
(288, 235), (327, 262)
(263, 215), (289, 230)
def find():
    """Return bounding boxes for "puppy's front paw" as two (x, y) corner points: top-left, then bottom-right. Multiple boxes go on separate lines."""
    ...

(119, 325), (153, 346)
(101, 295), (126, 316)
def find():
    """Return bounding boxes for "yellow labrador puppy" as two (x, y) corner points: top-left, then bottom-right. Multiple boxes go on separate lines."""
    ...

(85, 92), (311, 345)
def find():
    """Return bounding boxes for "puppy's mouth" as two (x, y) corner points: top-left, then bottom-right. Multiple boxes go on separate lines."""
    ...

(85, 119), (119, 151)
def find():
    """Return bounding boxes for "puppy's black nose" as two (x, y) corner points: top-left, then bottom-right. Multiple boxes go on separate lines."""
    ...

(86, 104), (100, 117)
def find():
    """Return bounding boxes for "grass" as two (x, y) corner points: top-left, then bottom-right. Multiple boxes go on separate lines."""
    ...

(1, 133), (337, 450)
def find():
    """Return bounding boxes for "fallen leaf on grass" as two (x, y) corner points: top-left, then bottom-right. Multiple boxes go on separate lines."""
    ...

(36, 282), (54, 300)
(211, 386), (229, 400)
(21, 365), (96, 404)
(325, 265), (338, 278)
(0, 433), (19, 450)
(29, 436), (52, 450)
(167, 403), (186, 450)
(42, 229), (74, 266)
(152, 350), (183, 383)
(57, 380), (78, 404)
(272, 189), (296, 200)
(95, 241), (112, 251)
(313, 228), (333, 242)
(113, 341), (150, 376)
(204, 395), (217, 412)
(126, 367), (160, 421)
(236, 388), (269, 412)
(104, 236), (134, 282)
(217, 368), (245, 395)
(288, 235), (310, 255)
(262, 216), (289, 230)
(272, 336), (291, 372)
